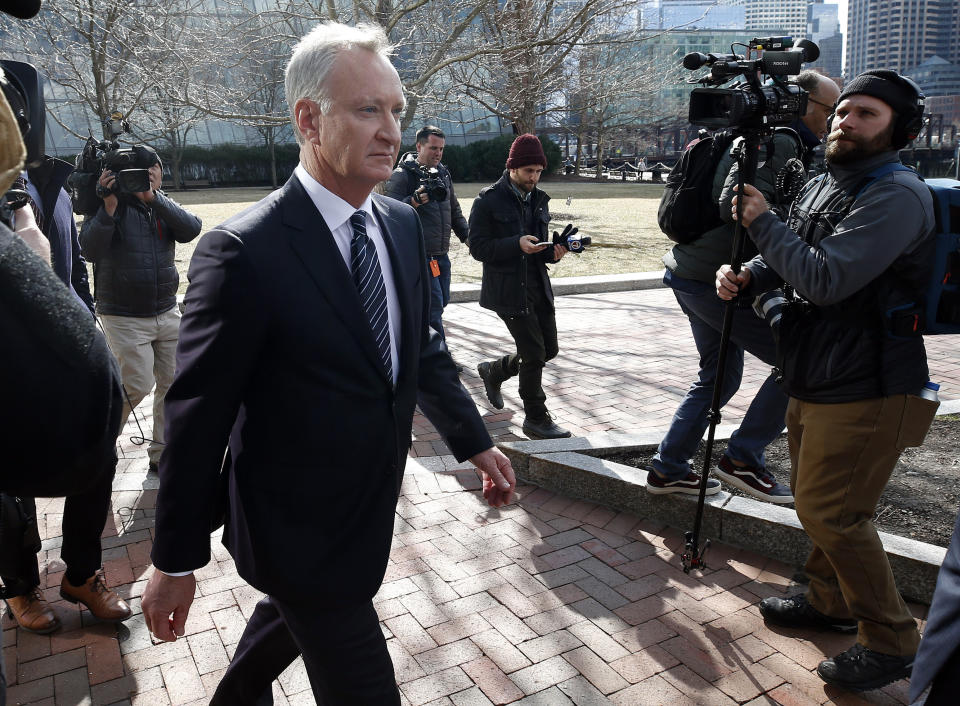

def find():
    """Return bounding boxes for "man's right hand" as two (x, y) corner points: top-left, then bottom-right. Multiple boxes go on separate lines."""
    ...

(142, 570), (196, 642)
(519, 234), (550, 254)
(97, 170), (119, 215)
(716, 264), (751, 301)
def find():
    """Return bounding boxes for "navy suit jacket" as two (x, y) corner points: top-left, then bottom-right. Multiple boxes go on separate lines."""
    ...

(910, 508), (960, 701)
(151, 174), (491, 604)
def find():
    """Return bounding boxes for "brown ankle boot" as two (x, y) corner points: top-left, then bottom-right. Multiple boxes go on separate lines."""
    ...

(60, 570), (132, 621)
(5, 587), (60, 634)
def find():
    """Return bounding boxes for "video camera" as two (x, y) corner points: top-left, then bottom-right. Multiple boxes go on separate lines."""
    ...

(67, 112), (153, 216)
(683, 36), (820, 131)
(0, 59), (44, 230)
(403, 160), (448, 202)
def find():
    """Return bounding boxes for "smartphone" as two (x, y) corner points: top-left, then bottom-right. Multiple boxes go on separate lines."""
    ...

(530, 240), (551, 248)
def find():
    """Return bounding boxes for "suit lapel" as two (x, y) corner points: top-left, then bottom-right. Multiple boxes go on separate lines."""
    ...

(282, 178), (390, 384)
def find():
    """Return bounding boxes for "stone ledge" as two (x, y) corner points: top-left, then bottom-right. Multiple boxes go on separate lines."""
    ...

(500, 410), (957, 603)
(449, 270), (665, 303)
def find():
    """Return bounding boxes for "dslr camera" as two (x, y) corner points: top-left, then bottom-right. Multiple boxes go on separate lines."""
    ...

(684, 36), (820, 131)
(403, 160), (448, 202)
(67, 112), (154, 216)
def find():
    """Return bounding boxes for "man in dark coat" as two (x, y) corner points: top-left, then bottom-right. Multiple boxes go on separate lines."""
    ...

(141, 22), (516, 705)
(469, 134), (570, 440)
(909, 509), (960, 704)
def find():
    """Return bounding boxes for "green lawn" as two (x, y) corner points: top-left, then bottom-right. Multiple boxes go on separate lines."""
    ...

(158, 180), (673, 295)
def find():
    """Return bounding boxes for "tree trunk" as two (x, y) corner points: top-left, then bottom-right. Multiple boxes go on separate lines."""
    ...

(594, 130), (604, 181)
(268, 130), (278, 189)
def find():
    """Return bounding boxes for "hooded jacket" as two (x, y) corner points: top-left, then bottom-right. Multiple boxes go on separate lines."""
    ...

(746, 150), (935, 402)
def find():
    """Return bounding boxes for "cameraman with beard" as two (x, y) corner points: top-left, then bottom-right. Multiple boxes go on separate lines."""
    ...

(717, 70), (935, 692)
(385, 126), (468, 348)
(80, 146), (202, 473)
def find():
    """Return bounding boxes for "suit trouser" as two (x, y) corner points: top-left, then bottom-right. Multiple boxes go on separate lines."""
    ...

(210, 596), (400, 706)
(99, 306), (180, 465)
(488, 282), (558, 419)
(1, 459), (116, 594)
(786, 395), (920, 656)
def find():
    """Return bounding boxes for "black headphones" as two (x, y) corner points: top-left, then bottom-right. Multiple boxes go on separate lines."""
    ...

(827, 71), (925, 149)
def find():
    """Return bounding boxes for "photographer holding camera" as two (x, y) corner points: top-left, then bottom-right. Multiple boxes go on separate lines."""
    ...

(649, 71), (839, 501)
(79, 144), (202, 473)
(385, 126), (468, 346)
(717, 70), (935, 692)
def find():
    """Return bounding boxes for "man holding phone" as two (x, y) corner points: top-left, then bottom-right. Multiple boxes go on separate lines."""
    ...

(468, 134), (570, 439)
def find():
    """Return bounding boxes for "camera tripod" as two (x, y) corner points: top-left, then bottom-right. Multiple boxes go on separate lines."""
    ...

(681, 128), (764, 574)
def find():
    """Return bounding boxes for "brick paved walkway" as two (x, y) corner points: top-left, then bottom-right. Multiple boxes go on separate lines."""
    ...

(4, 288), (956, 705)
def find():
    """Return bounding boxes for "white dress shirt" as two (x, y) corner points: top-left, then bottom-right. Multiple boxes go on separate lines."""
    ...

(295, 164), (401, 383)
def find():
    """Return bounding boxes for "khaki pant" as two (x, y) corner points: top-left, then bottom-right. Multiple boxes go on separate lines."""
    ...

(786, 395), (921, 656)
(100, 306), (181, 465)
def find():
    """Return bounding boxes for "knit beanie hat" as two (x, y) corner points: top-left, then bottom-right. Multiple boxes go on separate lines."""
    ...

(838, 70), (918, 122)
(133, 144), (161, 169)
(506, 134), (547, 169)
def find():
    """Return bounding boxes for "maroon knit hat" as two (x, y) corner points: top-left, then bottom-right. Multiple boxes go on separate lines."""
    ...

(506, 134), (547, 169)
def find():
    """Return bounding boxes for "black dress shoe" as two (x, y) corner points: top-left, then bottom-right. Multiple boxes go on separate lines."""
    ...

(759, 594), (857, 633)
(477, 362), (504, 409)
(817, 643), (914, 691)
(522, 413), (571, 440)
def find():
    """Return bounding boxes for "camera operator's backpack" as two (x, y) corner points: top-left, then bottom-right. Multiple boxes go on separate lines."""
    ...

(829, 164), (960, 336)
(657, 129), (736, 243)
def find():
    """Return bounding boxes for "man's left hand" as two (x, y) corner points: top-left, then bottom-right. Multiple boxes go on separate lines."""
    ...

(731, 183), (768, 228)
(470, 447), (516, 508)
(134, 188), (156, 204)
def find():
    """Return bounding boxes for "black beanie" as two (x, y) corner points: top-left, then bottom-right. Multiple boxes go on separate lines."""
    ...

(838, 70), (917, 120)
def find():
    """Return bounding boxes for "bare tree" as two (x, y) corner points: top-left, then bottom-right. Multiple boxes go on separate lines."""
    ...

(569, 33), (682, 178)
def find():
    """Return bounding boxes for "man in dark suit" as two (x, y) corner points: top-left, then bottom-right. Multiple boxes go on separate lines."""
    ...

(141, 22), (515, 705)
(909, 508), (960, 705)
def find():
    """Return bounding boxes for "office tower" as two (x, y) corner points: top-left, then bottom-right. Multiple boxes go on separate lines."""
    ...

(745, 0), (808, 39)
(808, 0), (842, 78)
(846, 0), (959, 80)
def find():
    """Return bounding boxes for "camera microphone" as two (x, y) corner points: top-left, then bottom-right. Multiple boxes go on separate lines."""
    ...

(0, 0), (41, 20)
(682, 52), (738, 71)
(794, 38), (820, 63)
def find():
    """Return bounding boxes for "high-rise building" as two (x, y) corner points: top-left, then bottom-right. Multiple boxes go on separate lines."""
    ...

(745, 0), (808, 40)
(845, 0), (959, 80)
(641, 0), (745, 30)
(807, 0), (842, 78)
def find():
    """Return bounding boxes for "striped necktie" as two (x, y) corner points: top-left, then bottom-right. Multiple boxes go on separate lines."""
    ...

(349, 211), (393, 380)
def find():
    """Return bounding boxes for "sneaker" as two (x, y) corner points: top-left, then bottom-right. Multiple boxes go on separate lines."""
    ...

(4, 587), (60, 634)
(477, 361), (504, 409)
(522, 413), (572, 440)
(816, 643), (913, 691)
(758, 593), (857, 633)
(645, 470), (721, 496)
(60, 570), (132, 622)
(714, 455), (794, 504)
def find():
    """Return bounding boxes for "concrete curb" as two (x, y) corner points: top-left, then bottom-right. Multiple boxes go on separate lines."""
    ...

(449, 271), (666, 303)
(500, 401), (960, 604)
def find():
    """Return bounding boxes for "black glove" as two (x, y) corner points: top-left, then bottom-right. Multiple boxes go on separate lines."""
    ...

(552, 223), (578, 246)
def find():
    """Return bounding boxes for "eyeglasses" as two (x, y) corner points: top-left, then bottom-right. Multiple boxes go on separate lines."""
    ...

(808, 97), (836, 112)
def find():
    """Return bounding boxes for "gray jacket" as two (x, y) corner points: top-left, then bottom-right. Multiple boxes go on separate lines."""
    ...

(384, 153), (468, 256)
(746, 150), (935, 402)
(664, 129), (804, 282)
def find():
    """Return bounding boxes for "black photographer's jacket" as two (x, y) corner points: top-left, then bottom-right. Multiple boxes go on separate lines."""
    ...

(745, 151), (935, 403)
(80, 192), (202, 317)
(468, 172), (558, 317)
(384, 153), (468, 256)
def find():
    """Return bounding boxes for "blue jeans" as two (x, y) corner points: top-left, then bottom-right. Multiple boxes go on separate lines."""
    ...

(651, 271), (788, 481)
(427, 253), (451, 340)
